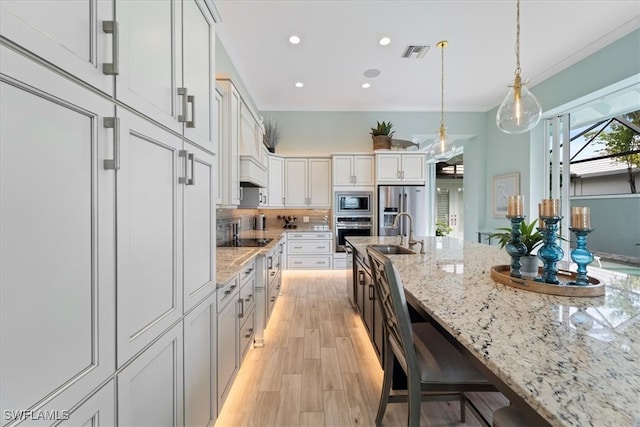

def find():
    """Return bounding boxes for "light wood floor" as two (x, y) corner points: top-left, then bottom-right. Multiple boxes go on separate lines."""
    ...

(215, 270), (508, 427)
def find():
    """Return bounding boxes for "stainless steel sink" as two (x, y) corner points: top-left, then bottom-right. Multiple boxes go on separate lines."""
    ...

(368, 244), (416, 255)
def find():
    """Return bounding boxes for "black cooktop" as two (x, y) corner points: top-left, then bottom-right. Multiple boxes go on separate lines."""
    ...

(218, 238), (273, 248)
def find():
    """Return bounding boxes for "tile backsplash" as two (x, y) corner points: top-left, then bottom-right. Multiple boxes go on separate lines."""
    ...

(216, 208), (331, 245)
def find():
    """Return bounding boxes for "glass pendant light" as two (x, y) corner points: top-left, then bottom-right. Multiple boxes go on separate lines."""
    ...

(433, 40), (455, 161)
(496, 0), (542, 134)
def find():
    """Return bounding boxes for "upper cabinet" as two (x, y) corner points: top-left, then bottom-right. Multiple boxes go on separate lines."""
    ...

(239, 94), (267, 187)
(268, 155), (285, 207)
(216, 79), (241, 207)
(376, 153), (426, 185)
(0, 0), (216, 152)
(285, 158), (332, 208)
(116, 0), (216, 151)
(333, 154), (374, 186)
(0, 0), (115, 95)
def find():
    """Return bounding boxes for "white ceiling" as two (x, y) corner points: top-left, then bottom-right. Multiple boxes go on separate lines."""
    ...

(214, 0), (640, 113)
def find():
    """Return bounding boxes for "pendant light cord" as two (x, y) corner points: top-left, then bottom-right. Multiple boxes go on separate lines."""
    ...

(441, 42), (445, 125)
(515, 0), (521, 76)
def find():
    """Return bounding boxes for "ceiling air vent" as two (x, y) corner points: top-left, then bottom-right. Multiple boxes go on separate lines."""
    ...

(401, 45), (430, 59)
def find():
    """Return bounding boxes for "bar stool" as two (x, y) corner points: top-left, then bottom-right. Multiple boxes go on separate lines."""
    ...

(367, 247), (499, 427)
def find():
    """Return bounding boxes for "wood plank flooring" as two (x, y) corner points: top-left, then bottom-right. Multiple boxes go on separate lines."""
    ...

(215, 270), (508, 427)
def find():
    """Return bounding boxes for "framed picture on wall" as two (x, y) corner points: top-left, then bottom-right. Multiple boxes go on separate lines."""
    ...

(492, 173), (520, 217)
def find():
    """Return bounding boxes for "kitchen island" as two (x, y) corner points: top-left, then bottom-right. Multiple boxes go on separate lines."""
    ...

(347, 236), (640, 427)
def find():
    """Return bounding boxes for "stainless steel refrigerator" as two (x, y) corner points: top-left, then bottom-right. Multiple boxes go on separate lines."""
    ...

(378, 185), (428, 237)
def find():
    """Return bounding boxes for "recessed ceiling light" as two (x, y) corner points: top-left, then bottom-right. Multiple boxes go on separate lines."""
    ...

(289, 35), (301, 45)
(379, 37), (391, 46)
(295, 82), (304, 88)
(364, 68), (381, 78)
(361, 83), (371, 89)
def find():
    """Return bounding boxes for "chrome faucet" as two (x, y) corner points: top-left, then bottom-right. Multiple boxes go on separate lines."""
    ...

(392, 212), (425, 253)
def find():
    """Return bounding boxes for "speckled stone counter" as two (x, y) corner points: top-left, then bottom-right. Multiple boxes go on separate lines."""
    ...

(215, 229), (286, 286)
(347, 236), (640, 427)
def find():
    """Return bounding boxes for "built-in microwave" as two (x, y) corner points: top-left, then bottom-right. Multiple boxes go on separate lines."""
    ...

(334, 191), (373, 216)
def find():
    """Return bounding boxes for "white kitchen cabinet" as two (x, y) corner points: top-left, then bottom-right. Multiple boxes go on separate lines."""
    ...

(0, 46), (116, 418)
(284, 157), (332, 208)
(184, 291), (217, 427)
(183, 141), (217, 312)
(286, 232), (333, 269)
(333, 155), (374, 186)
(0, 0), (114, 95)
(115, 108), (184, 367)
(117, 322), (184, 427)
(215, 84), (224, 205)
(117, 0), (216, 151)
(60, 381), (116, 427)
(238, 263), (256, 360)
(216, 275), (239, 410)
(268, 155), (285, 207)
(376, 153), (426, 184)
(217, 78), (241, 207)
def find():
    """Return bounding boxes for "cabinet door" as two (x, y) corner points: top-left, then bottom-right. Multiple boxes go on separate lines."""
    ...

(184, 292), (217, 427)
(215, 87), (224, 205)
(333, 156), (354, 185)
(376, 154), (402, 182)
(181, 0), (215, 151)
(268, 155), (285, 207)
(217, 295), (239, 408)
(308, 158), (331, 207)
(1, 46), (115, 415)
(116, 108), (184, 367)
(401, 154), (426, 183)
(61, 381), (116, 427)
(116, 0), (181, 134)
(239, 102), (259, 158)
(118, 323), (184, 427)
(229, 86), (241, 205)
(183, 142), (216, 312)
(0, 0), (114, 95)
(284, 158), (308, 207)
(354, 155), (375, 185)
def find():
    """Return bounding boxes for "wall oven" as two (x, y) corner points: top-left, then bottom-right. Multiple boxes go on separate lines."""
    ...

(335, 216), (373, 252)
(334, 191), (373, 216)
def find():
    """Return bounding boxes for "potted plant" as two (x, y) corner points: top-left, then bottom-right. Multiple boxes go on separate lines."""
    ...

(435, 221), (452, 237)
(488, 218), (543, 277)
(263, 118), (280, 153)
(370, 121), (395, 150)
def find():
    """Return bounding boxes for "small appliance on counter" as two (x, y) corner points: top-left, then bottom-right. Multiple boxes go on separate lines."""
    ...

(278, 215), (298, 229)
(253, 214), (266, 230)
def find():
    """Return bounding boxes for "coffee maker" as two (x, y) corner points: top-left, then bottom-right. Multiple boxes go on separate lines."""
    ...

(253, 214), (266, 230)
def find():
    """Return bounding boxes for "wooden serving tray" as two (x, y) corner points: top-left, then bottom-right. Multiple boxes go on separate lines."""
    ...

(490, 265), (605, 297)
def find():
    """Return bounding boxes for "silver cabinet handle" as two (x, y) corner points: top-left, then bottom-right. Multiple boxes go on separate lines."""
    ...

(238, 298), (244, 318)
(178, 151), (195, 185)
(103, 117), (120, 170)
(102, 21), (119, 75)
(187, 153), (195, 185)
(369, 284), (374, 300)
(177, 88), (189, 123)
(245, 328), (254, 338)
(186, 95), (195, 128)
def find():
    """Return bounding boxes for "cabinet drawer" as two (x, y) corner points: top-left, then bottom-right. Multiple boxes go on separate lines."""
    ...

(288, 256), (333, 269)
(288, 232), (332, 240)
(239, 278), (255, 319)
(239, 261), (256, 286)
(288, 240), (332, 254)
(240, 308), (255, 360)
(217, 276), (239, 312)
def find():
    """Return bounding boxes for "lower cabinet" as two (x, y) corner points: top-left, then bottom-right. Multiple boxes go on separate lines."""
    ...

(184, 291), (217, 427)
(287, 231), (333, 269)
(60, 380), (115, 426)
(117, 322), (184, 426)
(354, 250), (384, 364)
(216, 276), (239, 410)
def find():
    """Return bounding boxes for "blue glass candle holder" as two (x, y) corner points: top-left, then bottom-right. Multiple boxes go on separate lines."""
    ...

(536, 216), (564, 284)
(505, 215), (528, 278)
(569, 228), (594, 286)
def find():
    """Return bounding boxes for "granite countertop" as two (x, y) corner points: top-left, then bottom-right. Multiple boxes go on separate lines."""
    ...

(216, 229), (286, 286)
(347, 236), (640, 427)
